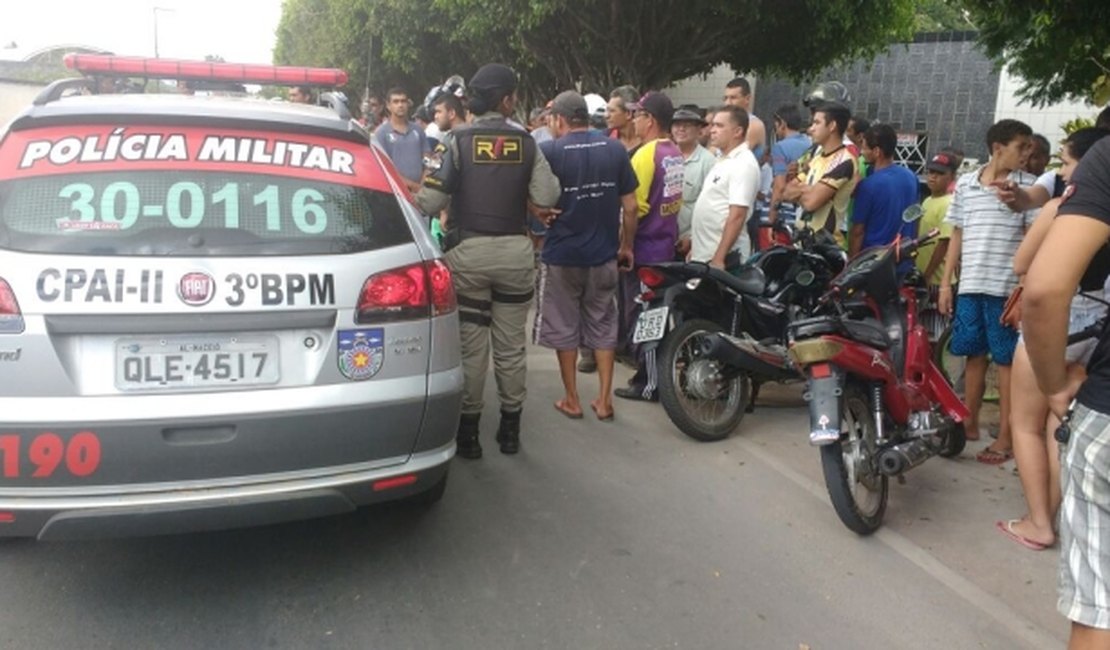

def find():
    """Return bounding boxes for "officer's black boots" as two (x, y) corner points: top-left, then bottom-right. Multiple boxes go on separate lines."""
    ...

(496, 409), (522, 454)
(456, 413), (482, 459)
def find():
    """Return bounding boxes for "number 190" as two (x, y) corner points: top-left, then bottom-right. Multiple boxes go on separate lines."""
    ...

(0, 432), (101, 479)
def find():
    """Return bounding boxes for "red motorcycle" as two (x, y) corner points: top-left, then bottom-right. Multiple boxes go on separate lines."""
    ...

(787, 226), (968, 534)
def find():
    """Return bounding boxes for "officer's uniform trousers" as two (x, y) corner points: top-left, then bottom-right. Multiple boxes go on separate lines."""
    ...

(445, 234), (536, 415)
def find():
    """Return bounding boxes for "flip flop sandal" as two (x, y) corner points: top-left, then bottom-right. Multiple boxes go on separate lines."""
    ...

(554, 401), (584, 420)
(995, 519), (1049, 551)
(591, 403), (614, 422)
(976, 447), (1013, 465)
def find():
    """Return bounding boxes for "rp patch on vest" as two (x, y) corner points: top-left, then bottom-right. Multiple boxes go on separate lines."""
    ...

(472, 135), (523, 164)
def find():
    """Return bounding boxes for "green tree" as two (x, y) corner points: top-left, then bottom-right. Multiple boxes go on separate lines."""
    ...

(960, 0), (1110, 106)
(275, 0), (915, 109)
(913, 0), (973, 32)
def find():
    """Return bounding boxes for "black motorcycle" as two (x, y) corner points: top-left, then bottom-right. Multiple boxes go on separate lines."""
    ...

(633, 226), (845, 441)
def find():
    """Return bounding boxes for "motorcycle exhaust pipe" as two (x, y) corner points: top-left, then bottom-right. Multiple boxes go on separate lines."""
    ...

(877, 439), (935, 476)
(699, 333), (797, 382)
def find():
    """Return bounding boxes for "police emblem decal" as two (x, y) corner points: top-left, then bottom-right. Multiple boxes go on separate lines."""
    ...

(337, 328), (385, 380)
(472, 135), (523, 163)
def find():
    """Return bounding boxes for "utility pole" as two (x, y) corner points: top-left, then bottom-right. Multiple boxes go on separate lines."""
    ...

(152, 7), (174, 58)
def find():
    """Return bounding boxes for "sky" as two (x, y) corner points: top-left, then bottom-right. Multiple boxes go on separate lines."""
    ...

(1, 0), (284, 63)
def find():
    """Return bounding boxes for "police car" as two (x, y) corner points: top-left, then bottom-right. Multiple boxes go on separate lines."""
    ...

(0, 55), (462, 539)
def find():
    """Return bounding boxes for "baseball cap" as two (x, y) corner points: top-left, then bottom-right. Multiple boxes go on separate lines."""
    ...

(549, 90), (589, 120)
(672, 108), (707, 126)
(583, 93), (607, 119)
(926, 152), (958, 173)
(469, 63), (517, 92)
(628, 91), (674, 128)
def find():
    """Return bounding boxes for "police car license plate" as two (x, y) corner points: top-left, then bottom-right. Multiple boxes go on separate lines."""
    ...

(115, 335), (280, 391)
(632, 307), (669, 344)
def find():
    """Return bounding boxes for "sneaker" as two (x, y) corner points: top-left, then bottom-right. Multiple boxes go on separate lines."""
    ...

(614, 386), (657, 402)
(809, 428), (840, 446)
(577, 354), (597, 373)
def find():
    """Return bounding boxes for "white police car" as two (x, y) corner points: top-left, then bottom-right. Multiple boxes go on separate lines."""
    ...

(0, 55), (462, 539)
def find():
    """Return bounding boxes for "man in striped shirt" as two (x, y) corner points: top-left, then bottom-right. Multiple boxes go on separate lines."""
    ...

(939, 119), (1037, 459)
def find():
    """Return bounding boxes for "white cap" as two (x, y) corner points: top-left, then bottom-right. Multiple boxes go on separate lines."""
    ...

(583, 93), (606, 119)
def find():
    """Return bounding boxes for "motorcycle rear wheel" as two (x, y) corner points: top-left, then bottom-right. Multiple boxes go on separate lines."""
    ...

(938, 421), (967, 458)
(820, 384), (888, 535)
(658, 318), (750, 442)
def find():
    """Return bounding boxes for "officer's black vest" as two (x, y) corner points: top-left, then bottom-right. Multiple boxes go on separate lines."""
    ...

(449, 120), (536, 235)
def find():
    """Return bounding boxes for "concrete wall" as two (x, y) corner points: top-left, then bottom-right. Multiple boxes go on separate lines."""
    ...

(666, 63), (744, 110)
(751, 32), (1000, 163)
(0, 81), (45, 126)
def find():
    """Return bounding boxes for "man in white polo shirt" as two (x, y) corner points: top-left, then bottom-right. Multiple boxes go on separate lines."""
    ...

(689, 104), (762, 268)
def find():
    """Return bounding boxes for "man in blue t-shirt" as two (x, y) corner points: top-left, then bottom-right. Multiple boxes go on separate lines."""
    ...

(373, 87), (431, 193)
(766, 104), (811, 236)
(533, 91), (639, 422)
(849, 124), (919, 257)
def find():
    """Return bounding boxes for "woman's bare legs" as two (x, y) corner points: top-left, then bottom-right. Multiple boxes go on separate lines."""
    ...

(1008, 343), (1056, 546)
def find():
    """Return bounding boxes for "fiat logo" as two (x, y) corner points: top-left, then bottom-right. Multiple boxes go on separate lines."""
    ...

(178, 272), (215, 306)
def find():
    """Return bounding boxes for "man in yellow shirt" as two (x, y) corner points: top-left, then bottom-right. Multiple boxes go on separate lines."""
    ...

(782, 103), (858, 245)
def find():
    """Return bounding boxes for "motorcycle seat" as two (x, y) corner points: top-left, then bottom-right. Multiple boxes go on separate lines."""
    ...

(841, 318), (891, 350)
(709, 265), (767, 296)
(790, 315), (891, 350)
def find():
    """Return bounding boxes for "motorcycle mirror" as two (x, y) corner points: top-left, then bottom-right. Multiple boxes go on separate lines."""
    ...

(796, 270), (816, 287)
(902, 204), (924, 223)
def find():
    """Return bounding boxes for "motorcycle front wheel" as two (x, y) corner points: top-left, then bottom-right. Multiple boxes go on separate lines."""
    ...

(820, 383), (888, 534)
(658, 318), (750, 442)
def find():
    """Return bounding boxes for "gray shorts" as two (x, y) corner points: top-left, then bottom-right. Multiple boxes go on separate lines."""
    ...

(533, 261), (619, 351)
(1058, 402), (1110, 629)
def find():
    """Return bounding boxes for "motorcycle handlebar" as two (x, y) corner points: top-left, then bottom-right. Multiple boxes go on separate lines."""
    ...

(897, 228), (941, 258)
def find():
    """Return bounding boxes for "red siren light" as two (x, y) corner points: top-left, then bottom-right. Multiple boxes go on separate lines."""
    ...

(63, 54), (348, 87)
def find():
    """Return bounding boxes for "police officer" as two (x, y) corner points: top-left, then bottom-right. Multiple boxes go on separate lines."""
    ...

(416, 63), (560, 459)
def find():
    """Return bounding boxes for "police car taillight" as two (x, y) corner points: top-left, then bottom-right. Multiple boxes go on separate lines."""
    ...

(0, 278), (24, 334)
(64, 54), (348, 87)
(356, 260), (456, 323)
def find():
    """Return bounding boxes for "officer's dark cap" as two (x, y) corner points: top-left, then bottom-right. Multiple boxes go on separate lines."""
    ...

(470, 64), (517, 93)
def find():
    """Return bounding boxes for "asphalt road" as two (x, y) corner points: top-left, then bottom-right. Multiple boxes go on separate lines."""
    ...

(0, 345), (1067, 649)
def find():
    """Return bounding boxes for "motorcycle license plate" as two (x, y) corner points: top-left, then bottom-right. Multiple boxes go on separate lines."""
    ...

(633, 307), (669, 343)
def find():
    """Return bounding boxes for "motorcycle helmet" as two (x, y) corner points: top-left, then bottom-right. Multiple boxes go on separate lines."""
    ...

(803, 81), (851, 110)
(423, 74), (467, 110)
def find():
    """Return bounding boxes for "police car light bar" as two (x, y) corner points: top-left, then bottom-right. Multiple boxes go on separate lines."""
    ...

(63, 54), (348, 87)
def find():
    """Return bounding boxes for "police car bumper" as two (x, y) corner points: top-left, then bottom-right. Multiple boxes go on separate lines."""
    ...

(0, 440), (454, 540)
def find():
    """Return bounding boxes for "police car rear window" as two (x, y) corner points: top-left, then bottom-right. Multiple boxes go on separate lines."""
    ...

(0, 125), (411, 256)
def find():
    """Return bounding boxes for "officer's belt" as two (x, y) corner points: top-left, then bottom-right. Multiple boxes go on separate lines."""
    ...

(456, 228), (526, 239)
(443, 227), (526, 252)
